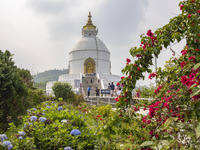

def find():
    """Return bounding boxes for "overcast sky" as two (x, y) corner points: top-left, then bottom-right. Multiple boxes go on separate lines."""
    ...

(0, 0), (185, 85)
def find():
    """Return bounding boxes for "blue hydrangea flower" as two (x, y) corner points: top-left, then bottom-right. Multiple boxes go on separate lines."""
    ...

(61, 119), (67, 124)
(0, 134), (7, 142)
(39, 117), (47, 122)
(3, 141), (11, 147)
(70, 129), (81, 136)
(47, 106), (51, 108)
(32, 108), (36, 111)
(18, 131), (25, 136)
(42, 113), (45, 115)
(27, 110), (30, 113)
(57, 106), (63, 111)
(18, 136), (23, 140)
(7, 143), (13, 150)
(64, 147), (72, 150)
(30, 116), (37, 121)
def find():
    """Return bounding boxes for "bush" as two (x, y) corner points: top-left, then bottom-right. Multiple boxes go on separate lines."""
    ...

(52, 82), (75, 101)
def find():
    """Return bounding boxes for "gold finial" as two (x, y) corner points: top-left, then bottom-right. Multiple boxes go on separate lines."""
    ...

(83, 11), (96, 30)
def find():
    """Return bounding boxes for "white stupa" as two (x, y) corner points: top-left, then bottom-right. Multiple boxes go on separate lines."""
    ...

(46, 12), (120, 95)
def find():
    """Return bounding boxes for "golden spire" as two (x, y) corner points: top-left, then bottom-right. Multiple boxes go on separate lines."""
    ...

(83, 11), (96, 30)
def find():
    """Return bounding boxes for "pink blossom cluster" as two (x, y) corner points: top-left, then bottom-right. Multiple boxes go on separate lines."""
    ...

(148, 72), (157, 79)
(154, 85), (163, 94)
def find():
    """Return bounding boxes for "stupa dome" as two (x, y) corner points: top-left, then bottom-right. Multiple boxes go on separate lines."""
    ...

(68, 12), (111, 75)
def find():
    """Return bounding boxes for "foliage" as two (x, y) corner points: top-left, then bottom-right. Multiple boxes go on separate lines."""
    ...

(116, 0), (200, 149)
(72, 94), (85, 106)
(33, 69), (69, 83)
(34, 81), (47, 90)
(0, 101), (97, 150)
(18, 68), (34, 89)
(0, 50), (28, 131)
(52, 82), (75, 101)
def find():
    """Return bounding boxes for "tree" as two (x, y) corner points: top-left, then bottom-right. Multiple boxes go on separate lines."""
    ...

(0, 50), (28, 131)
(116, 0), (200, 149)
(52, 82), (75, 101)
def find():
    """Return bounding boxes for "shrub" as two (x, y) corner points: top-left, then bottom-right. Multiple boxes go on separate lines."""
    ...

(52, 82), (75, 101)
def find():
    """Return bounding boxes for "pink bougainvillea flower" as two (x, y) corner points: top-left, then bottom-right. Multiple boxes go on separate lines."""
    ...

(187, 14), (192, 19)
(149, 130), (154, 136)
(147, 29), (154, 37)
(115, 97), (119, 102)
(181, 75), (188, 85)
(148, 72), (157, 79)
(136, 54), (142, 58)
(126, 58), (131, 64)
(181, 49), (187, 55)
(121, 76), (125, 80)
(180, 5), (184, 10)
(137, 67), (141, 71)
(180, 61), (186, 68)
(189, 56), (195, 61)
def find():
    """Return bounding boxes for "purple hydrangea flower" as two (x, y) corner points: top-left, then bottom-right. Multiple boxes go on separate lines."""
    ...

(42, 113), (45, 115)
(64, 147), (72, 150)
(57, 106), (63, 111)
(30, 116), (37, 121)
(32, 108), (36, 111)
(0, 134), (7, 142)
(27, 110), (30, 113)
(39, 117), (47, 122)
(47, 106), (51, 108)
(18, 131), (25, 136)
(70, 129), (81, 136)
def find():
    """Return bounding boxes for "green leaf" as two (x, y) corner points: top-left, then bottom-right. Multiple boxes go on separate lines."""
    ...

(195, 122), (200, 138)
(194, 62), (200, 70)
(140, 141), (155, 147)
(159, 118), (178, 130)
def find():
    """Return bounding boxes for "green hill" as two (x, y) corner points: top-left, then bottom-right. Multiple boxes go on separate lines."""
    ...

(33, 69), (69, 83)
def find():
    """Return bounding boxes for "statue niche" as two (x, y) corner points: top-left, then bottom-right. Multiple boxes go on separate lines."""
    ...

(84, 57), (96, 74)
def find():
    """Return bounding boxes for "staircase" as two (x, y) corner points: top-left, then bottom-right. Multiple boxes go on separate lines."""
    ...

(82, 76), (101, 97)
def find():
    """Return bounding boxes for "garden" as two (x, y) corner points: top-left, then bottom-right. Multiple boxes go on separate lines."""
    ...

(0, 0), (200, 149)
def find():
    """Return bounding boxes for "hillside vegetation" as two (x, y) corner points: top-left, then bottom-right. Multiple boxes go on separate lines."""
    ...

(33, 69), (69, 83)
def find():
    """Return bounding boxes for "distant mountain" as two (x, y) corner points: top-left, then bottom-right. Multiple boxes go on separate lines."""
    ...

(33, 69), (69, 83)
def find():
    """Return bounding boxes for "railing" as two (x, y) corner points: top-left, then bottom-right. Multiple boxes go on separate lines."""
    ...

(84, 96), (155, 108)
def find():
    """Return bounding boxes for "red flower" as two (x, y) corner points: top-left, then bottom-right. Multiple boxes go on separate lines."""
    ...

(180, 5), (184, 10)
(126, 58), (131, 64)
(148, 72), (157, 79)
(197, 10), (200, 13)
(181, 49), (187, 55)
(189, 56), (195, 61)
(180, 62), (186, 68)
(149, 130), (154, 136)
(97, 115), (101, 117)
(136, 54), (142, 58)
(121, 76), (125, 80)
(115, 97), (119, 102)
(181, 75), (188, 85)
(133, 64), (136, 66)
(137, 67), (141, 71)
(147, 29), (154, 37)
(116, 82), (120, 86)
(187, 14), (192, 19)
(191, 0), (195, 3)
